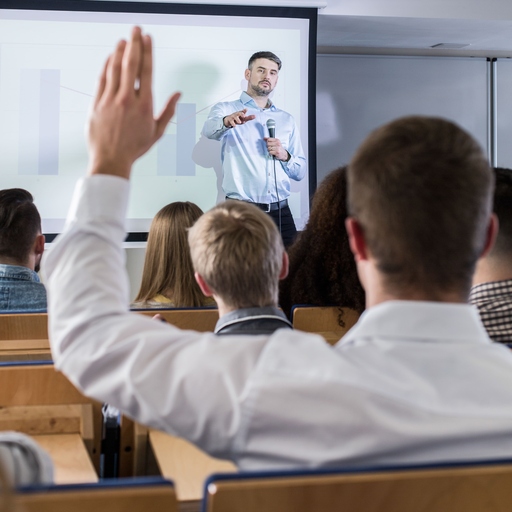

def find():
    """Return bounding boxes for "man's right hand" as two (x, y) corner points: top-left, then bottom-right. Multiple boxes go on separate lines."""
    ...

(223, 108), (256, 128)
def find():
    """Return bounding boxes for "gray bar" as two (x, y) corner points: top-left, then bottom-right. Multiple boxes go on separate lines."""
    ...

(157, 134), (177, 176)
(18, 69), (40, 175)
(38, 69), (60, 175)
(176, 103), (196, 176)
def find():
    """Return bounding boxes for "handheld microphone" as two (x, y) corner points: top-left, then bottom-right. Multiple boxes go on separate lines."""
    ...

(266, 119), (276, 138)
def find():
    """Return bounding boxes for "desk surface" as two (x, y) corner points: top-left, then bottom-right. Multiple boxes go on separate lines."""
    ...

(149, 430), (236, 502)
(33, 433), (98, 484)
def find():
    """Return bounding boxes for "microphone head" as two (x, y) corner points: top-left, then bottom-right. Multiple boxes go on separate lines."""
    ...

(266, 118), (276, 137)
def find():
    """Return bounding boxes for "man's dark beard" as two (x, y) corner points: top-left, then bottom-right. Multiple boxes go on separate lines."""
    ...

(250, 83), (271, 97)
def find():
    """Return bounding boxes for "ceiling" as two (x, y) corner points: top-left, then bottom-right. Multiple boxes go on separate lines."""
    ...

(317, 15), (512, 57)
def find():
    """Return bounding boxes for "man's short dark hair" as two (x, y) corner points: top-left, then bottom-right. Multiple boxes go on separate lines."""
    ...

(348, 116), (493, 298)
(248, 51), (282, 71)
(491, 167), (512, 258)
(0, 189), (42, 265)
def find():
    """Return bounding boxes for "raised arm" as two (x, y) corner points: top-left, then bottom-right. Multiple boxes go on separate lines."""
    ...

(43, 27), (268, 458)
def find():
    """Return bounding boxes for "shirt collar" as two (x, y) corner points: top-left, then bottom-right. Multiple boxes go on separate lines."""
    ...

(0, 264), (41, 283)
(215, 306), (291, 333)
(340, 300), (491, 347)
(470, 279), (512, 306)
(240, 91), (276, 110)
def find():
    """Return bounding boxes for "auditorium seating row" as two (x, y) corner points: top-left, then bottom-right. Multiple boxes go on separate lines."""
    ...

(12, 454), (512, 512)
(0, 305), (361, 361)
(1, 310), (512, 511)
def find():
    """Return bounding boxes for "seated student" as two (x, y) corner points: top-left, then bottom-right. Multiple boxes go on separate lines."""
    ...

(470, 167), (512, 342)
(188, 200), (292, 335)
(0, 189), (46, 311)
(131, 201), (213, 308)
(45, 28), (512, 471)
(279, 166), (365, 319)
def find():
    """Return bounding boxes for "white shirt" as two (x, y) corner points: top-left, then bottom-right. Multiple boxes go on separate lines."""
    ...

(44, 175), (512, 470)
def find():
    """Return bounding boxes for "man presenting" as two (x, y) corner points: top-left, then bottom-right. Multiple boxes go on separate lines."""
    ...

(202, 51), (306, 247)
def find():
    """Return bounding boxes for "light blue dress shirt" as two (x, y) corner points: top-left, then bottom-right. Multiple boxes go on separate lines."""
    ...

(202, 92), (307, 203)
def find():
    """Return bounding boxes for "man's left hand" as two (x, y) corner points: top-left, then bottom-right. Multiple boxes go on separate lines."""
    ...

(265, 138), (289, 162)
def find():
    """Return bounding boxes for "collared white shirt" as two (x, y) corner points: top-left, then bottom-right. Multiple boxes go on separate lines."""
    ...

(44, 175), (512, 470)
(202, 92), (306, 203)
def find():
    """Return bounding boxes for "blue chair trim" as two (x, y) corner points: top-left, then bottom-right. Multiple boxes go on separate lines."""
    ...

(0, 360), (53, 367)
(18, 476), (175, 494)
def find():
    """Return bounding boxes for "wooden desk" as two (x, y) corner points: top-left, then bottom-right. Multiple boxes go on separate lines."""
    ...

(33, 434), (98, 484)
(0, 338), (52, 361)
(149, 430), (236, 504)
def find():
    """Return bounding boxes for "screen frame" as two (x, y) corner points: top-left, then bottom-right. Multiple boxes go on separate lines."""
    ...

(0, 0), (317, 242)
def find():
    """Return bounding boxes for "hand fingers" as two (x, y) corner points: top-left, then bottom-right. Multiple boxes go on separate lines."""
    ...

(155, 92), (181, 140)
(243, 114), (256, 122)
(119, 26), (142, 98)
(139, 33), (153, 97)
(105, 39), (126, 98)
(93, 56), (109, 108)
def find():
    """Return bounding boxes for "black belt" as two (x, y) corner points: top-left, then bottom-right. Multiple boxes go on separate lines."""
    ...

(226, 197), (288, 213)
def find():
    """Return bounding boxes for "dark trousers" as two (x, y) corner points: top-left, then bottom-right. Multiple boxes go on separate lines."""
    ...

(267, 205), (297, 248)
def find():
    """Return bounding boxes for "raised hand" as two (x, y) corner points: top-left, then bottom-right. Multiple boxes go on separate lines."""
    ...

(87, 26), (181, 179)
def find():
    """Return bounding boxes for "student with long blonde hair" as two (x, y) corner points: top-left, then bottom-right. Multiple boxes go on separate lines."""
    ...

(132, 202), (211, 308)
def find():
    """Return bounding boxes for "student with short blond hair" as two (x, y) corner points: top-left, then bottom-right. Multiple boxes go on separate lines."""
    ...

(189, 200), (291, 334)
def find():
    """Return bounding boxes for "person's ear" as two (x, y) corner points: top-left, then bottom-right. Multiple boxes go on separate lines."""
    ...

(279, 251), (289, 280)
(480, 213), (499, 259)
(345, 217), (369, 262)
(194, 272), (214, 297)
(34, 234), (45, 257)
(244, 68), (251, 81)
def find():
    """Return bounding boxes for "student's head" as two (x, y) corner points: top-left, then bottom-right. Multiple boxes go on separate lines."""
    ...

(0, 188), (44, 271)
(135, 202), (206, 307)
(347, 116), (494, 301)
(188, 200), (287, 310)
(279, 166), (365, 317)
(488, 167), (512, 260)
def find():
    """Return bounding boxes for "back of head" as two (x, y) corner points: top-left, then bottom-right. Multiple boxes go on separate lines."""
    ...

(348, 116), (493, 299)
(136, 202), (205, 307)
(490, 167), (512, 260)
(280, 166), (365, 316)
(0, 189), (41, 266)
(188, 201), (284, 309)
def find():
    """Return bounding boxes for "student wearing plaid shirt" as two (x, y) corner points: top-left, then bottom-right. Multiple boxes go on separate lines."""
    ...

(471, 167), (512, 343)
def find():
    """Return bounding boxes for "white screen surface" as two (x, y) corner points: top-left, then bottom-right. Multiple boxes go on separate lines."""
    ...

(0, 5), (312, 236)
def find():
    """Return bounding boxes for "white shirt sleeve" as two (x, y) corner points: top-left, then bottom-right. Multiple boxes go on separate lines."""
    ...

(43, 175), (268, 460)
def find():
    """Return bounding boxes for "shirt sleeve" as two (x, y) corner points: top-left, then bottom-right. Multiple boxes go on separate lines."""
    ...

(280, 119), (307, 182)
(202, 102), (231, 141)
(42, 175), (268, 460)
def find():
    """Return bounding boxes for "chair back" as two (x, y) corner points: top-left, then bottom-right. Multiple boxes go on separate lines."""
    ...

(16, 477), (177, 512)
(0, 362), (103, 475)
(137, 307), (218, 331)
(203, 460), (512, 512)
(291, 306), (359, 344)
